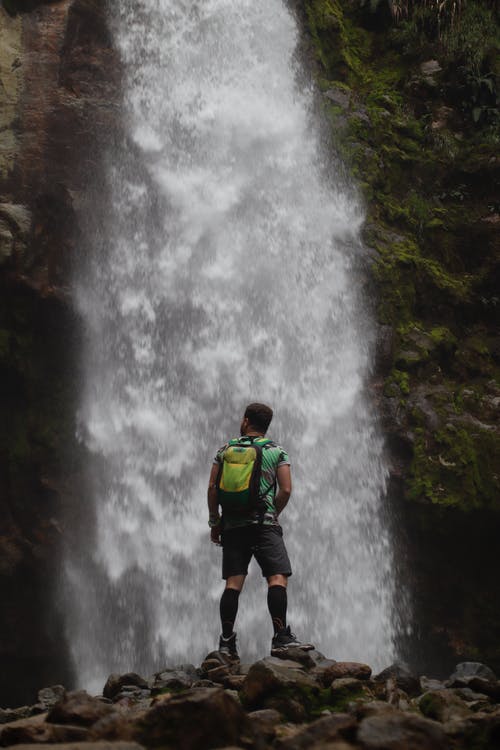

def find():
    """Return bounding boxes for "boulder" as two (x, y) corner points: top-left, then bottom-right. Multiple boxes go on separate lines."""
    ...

(443, 710), (500, 748)
(37, 686), (66, 710)
(0, 713), (47, 744)
(420, 676), (445, 693)
(133, 687), (254, 750)
(357, 712), (447, 749)
(463, 678), (500, 700)
(418, 689), (472, 722)
(46, 691), (116, 727)
(353, 701), (397, 720)
(449, 662), (497, 684)
(151, 667), (195, 692)
(330, 678), (374, 709)
(0, 708), (32, 725)
(276, 713), (356, 749)
(223, 675), (246, 691)
(420, 60), (442, 77)
(247, 708), (281, 741)
(322, 662), (372, 684)
(241, 658), (318, 709)
(270, 648), (326, 670)
(324, 85), (351, 109)
(103, 674), (149, 701)
(88, 713), (140, 743)
(374, 664), (420, 697)
(200, 652), (240, 682)
(0, 720), (89, 746)
(310, 658), (341, 684)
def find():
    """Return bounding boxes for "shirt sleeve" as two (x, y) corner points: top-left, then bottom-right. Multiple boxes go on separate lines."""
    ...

(277, 447), (291, 467)
(213, 444), (226, 464)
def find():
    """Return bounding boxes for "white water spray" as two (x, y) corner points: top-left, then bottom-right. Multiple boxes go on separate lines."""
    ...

(68, 0), (396, 691)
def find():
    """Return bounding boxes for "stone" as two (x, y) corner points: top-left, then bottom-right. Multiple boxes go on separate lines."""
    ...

(0, 709), (17, 725)
(271, 648), (325, 670)
(152, 664), (197, 688)
(112, 690), (151, 705)
(0, 220), (13, 262)
(420, 60), (442, 77)
(88, 713), (139, 743)
(420, 676), (445, 693)
(47, 691), (116, 727)
(276, 713), (356, 749)
(465, 677), (500, 700)
(247, 708), (281, 741)
(0, 721), (89, 745)
(322, 662), (372, 684)
(242, 658), (318, 709)
(223, 674), (246, 691)
(0, 203), (31, 235)
(133, 687), (254, 750)
(191, 680), (218, 688)
(357, 712), (447, 749)
(323, 86), (351, 110)
(374, 664), (421, 697)
(443, 711), (500, 748)
(449, 662), (497, 684)
(264, 696), (306, 723)
(418, 689), (472, 722)
(353, 701), (397, 720)
(330, 678), (373, 708)
(454, 686), (490, 703)
(205, 664), (235, 683)
(310, 658), (340, 683)
(0, 707), (33, 724)
(200, 651), (240, 680)
(37, 686), (66, 710)
(0, 714), (45, 744)
(103, 674), (149, 701)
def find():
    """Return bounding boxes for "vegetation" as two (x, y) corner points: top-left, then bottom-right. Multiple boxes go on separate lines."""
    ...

(299, 0), (500, 673)
(301, 0), (499, 511)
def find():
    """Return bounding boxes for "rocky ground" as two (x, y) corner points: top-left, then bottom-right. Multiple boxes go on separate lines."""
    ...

(1, 650), (499, 750)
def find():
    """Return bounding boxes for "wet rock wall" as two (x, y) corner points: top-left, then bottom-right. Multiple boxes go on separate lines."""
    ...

(0, 0), (120, 706)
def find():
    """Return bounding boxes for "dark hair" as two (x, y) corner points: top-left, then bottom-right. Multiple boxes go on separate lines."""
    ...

(244, 403), (273, 433)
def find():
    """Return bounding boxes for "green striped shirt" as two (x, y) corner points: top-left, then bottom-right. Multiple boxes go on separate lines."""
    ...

(214, 436), (290, 529)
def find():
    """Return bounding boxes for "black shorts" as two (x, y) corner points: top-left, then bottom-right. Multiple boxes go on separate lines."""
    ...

(221, 523), (292, 580)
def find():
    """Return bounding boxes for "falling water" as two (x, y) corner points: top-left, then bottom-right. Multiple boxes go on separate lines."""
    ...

(68, 0), (396, 692)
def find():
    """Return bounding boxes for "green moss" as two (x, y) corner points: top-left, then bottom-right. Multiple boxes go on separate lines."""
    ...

(386, 369), (410, 397)
(408, 425), (500, 510)
(263, 682), (366, 720)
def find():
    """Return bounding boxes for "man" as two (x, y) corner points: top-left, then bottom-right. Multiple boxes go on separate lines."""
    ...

(207, 402), (312, 660)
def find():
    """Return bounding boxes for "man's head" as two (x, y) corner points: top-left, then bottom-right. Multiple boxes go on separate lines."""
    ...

(241, 402), (273, 436)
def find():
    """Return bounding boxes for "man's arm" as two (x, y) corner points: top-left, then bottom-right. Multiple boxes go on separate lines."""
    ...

(275, 464), (292, 516)
(208, 463), (221, 543)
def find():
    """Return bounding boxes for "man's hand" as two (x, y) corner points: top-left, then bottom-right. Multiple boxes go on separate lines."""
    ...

(211, 524), (221, 545)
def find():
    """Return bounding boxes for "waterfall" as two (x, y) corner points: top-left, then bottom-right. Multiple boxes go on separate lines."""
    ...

(68, 0), (396, 692)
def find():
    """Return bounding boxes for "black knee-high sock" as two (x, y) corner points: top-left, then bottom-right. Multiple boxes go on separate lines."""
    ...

(268, 585), (287, 634)
(220, 588), (240, 638)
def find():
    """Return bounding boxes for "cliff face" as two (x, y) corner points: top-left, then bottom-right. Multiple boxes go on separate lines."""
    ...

(296, 0), (499, 673)
(0, 0), (120, 706)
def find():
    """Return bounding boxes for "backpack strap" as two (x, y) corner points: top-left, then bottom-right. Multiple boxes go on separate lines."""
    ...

(248, 438), (277, 523)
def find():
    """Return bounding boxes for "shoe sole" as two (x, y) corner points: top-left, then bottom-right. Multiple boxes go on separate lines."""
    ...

(271, 643), (315, 655)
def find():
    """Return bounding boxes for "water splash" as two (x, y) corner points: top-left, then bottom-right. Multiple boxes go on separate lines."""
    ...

(68, 0), (396, 692)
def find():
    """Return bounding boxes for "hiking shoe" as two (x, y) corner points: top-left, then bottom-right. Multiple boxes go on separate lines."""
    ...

(271, 626), (314, 654)
(218, 632), (239, 661)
